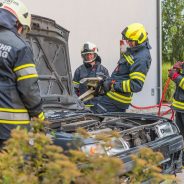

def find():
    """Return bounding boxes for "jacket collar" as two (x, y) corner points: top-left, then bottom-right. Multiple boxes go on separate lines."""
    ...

(84, 60), (101, 68)
(127, 41), (152, 53)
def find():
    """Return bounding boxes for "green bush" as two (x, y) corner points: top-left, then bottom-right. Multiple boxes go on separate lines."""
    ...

(162, 62), (175, 102)
(0, 122), (123, 184)
(0, 121), (177, 184)
(129, 147), (176, 184)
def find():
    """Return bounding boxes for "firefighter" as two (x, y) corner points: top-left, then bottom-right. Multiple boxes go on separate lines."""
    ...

(91, 23), (152, 113)
(168, 61), (184, 138)
(0, 0), (44, 147)
(73, 42), (109, 97)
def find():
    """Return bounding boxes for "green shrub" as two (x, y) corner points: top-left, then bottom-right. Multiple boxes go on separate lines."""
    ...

(129, 147), (176, 184)
(0, 129), (80, 184)
(0, 122), (177, 184)
(162, 62), (175, 102)
(0, 122), (123, 184)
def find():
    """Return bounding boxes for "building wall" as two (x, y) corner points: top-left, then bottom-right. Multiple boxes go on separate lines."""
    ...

(23, 0), (161, 107)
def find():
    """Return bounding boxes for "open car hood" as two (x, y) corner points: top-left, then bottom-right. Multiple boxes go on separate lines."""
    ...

(25, 15), (83, 110)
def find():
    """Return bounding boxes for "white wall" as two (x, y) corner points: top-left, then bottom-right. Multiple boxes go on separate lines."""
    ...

(23, 0), (160, 107)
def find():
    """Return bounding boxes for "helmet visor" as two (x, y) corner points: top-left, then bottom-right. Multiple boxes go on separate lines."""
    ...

(82, 52), (97, 63)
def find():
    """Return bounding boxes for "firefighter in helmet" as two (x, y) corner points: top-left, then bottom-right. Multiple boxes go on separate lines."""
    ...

(0, 0), (44, 147)
(91, 23), (152, 113)
(73, 42), (109, 97)
(168, 61), (184, 138)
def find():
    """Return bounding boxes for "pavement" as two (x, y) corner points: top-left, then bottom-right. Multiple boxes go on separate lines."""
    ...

(127, 105), (172, 117)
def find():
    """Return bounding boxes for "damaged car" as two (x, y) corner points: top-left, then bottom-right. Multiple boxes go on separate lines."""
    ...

(25, 15), (184, 179)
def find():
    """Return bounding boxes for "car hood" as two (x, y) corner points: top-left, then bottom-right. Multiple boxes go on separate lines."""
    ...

(25, 15), (84, 111)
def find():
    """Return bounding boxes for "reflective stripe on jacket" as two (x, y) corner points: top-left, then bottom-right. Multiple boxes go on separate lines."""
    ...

(13, 64), (38, 81)
(106, 41), (152, 109)
(0, 28), (43, 128)
(171, 69), (184, 112)
(0, 107), (29, 124)
(107, 91), (132, 104)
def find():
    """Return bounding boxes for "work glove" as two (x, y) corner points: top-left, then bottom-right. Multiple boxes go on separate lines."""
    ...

(168, 68), (180, 81)
(102, 80), (116, 93)
(94, 79), (104, 96)
(173, 61), (184, 70)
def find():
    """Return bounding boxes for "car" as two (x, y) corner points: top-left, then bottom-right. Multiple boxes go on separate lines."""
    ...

(25, 15), (184, 181)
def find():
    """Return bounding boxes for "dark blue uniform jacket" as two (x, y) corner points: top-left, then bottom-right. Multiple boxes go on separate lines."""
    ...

(106, 41), (152, 109)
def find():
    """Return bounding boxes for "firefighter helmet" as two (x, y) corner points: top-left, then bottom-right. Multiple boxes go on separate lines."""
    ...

(81, 42), (99, 63)
(121, 23), (147, 44)
(0, 0), (31, 32)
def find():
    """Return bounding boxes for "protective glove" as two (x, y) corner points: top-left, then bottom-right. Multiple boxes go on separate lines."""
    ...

(173, 61), (184, 70)
(102, 80), (116, 93)
(94, 79), (104, 96)
(168, 68), (180, 81)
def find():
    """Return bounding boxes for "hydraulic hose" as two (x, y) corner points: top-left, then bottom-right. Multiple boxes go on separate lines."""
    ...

(131, 78), (174, 120)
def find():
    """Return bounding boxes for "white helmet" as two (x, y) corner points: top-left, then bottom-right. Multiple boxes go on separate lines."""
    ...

(81, 42), (99, 63)
(0, 0), (31, 32)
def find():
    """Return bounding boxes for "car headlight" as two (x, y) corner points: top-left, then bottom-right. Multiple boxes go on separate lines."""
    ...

(81, 143), (106, 156)
(156, 121), (177, 138)
(106, 138), (129, 156)
(170, 123), (179, 134)
(81, 138), (130, 156)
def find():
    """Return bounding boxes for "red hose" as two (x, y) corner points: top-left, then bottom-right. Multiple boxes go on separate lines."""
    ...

(131, 103), (170, 110)
(131, 78), (174, 120)
(157, 78), (171, 116)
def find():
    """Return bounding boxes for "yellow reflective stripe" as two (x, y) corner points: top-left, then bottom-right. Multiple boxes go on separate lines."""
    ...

(122, 80), (131, 92)
(13, 64), (36, 72)
(107, 91), (132, 104)
(0, 108), (28, 112)
(0, 120), (29, 124)
(123, 54), (134, 65)
(109, 91), (132, 100)
(123, 54), (132, 65)
(127, 55), (134, 64)
(179, 78), (184, 90)
(129, 72), (145, 83)
(17, 74), (38, 81)
(39, 116), (45, 120)
(107, 93), (131, 104)
(130, 76), (145, 82)
(129, 72), (145, 78)
(126, 80), (131, 92)
(172, 99), (184, 110)
(72, 81), (80, 85)
(85, 104), (94, 107)
(38, 112), (45, 120)
(38, 112), (44, 118)
(122, 80), (126, 92)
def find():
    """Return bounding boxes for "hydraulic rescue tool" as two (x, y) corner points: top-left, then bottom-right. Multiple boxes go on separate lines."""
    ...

(78, 77), (104, 102)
